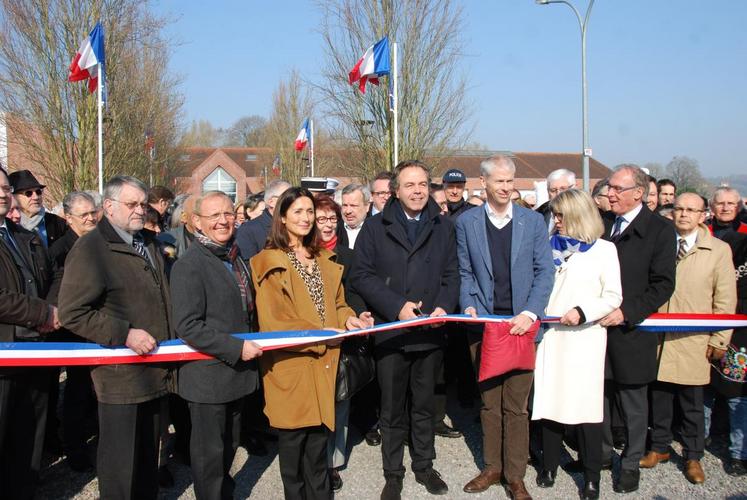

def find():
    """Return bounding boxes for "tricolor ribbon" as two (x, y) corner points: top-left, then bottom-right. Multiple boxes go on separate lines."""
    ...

(1, 313), (746, 367)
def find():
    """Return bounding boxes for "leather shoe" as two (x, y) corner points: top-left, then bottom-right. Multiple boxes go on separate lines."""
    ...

(639, 450), (670, 468)
(505, 479), (532, 500)
(536, 469), (556, 488)
(613, 469), (640, 494)
(365, 428), (382, 446)
(380, 475), (403, 500)
(414, 468), (448, 495)
(329, 468), (343, 491)
(434, 421), (462, 438)
(684, 460), (705, 484)
(463, 466), (501, 493)
(725, 458), (747, 476)
(581, 480), (600, 500)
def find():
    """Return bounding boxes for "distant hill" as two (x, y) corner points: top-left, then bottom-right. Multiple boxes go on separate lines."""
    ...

(707, 174), (747, 195)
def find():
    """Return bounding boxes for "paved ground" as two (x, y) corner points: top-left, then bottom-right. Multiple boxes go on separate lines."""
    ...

(36, 397), (747, 499)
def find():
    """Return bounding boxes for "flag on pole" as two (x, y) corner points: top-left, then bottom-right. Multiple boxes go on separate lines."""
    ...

(271, 154), (281, 176)
(349, 36), (391, 93)
(68, 22), (105, 94)
(294, 119), (310, 151)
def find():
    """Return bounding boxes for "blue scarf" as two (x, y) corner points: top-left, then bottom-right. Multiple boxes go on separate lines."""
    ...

(550, 234), (595, 269)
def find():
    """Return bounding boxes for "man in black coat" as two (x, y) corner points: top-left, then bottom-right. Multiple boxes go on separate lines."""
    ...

(235, 180), (290, 260)
(171, 191), (262, 499)
(9, 169), (67, 248)
(351, 160), (460, 500)
(0, 167), (59, 499)
(599, 164), (676, 493)
(59, 176), (174, 500)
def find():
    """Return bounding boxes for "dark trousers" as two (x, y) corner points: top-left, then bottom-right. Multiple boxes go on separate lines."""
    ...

(469, 334), (533, 481)
(97, 397), (163, 500)
(541, 420), (603, 482)
(0, 370), (49, 500)
(434, 330), (476, 424)
(650, 381), (704, 460)
(376, 347), (441, 476)
(603, 382), (648, 471)
(277, 425), (331, 500)
(189, 399), (242, 500)
(62, 366), (96, 456)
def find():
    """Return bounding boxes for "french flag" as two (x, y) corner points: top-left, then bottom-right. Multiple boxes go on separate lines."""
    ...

(68, 22), (105, 93)
(349, 36), (391, 93)
(294, 119), (310, 151)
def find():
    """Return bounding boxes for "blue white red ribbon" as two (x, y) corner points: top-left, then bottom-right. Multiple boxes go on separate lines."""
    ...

(1, 313), (746, 367)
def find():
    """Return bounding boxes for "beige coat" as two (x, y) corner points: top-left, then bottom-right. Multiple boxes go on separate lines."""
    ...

(250, 248), (355, 431)
(657, 224), (736, 385)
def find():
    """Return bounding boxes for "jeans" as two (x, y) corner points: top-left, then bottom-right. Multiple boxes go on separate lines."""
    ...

(704, 389), (747, 460)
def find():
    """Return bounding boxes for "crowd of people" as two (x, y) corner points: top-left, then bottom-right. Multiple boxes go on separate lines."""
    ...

(0, 157), (746, 500)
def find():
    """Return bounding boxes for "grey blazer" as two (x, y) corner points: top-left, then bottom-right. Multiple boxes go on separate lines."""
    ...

(170, 241), (258, 404)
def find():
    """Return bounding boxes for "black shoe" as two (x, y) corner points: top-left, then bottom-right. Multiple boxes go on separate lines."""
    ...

(613, 469), (640, 494)
(158, 465), (174, 488)
(67, 452), (94, 473)
(365, 428), (382, 446)
(329, 468), (343, 491)
(581, 480), (600, 500)
(380, 475), (403, 500)
(243, 434), (268, 456)
(536, 469), (556, 488)
(414, 468), (449, 495)
(612, 427), (627, 450)
(434, 421), (462, 438)
(725, 458), (747, 476)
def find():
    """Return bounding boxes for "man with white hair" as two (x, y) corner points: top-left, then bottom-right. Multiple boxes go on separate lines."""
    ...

(537, 169), (577, 233)
(340, 183), (371, 248)
(709, 186), (747, 237)
(235, 179), (290, 260)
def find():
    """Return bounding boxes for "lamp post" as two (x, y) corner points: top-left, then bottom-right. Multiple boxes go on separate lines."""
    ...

(536, 0), (595, 191)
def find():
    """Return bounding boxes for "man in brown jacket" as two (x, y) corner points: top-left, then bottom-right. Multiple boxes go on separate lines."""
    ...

(59, 175), (173, 500)
(640, 192), (737, 484)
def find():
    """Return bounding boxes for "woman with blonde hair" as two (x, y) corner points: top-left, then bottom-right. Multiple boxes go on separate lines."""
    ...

(532, 189), (623, 500)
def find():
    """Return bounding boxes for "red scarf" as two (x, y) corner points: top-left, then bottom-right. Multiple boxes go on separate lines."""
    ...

(321, 234), (337, 251)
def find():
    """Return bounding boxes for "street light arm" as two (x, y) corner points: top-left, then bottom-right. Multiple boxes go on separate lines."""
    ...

(536, 0), (583, 32)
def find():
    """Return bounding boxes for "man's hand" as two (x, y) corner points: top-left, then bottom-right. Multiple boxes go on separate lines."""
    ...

(509, 313), (534, 335)
(464, 306), (478, 319)
(599, 308), (625, 327)
(359, 312), (374, 329)
(427, 306), (448, 328)
(560, 308), (581, 326)
(398, 301), (423, 321)
(706, 346), (727, 362)
(38, 305), (61, 333)
(346, 312), (374, 331)
(241, 340), (263, 361)
(125, 328), (157, 355)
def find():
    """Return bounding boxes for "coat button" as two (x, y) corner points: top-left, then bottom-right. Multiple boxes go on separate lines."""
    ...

(325, 365), (330, 369)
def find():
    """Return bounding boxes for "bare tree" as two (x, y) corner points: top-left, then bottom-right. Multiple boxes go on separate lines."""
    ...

(179, 119), (226, 148)
(0, 0), (183, 200)
(643, 162), (665, 179)
(665, 156), (710, 194)
(316, 0), (472, 180)
(224, 115), (268, 147)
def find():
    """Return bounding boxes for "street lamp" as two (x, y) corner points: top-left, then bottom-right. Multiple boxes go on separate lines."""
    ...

(536, 0), (595, 191)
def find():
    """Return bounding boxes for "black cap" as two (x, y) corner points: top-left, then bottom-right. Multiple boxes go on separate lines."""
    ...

(442, 168), (467, 184)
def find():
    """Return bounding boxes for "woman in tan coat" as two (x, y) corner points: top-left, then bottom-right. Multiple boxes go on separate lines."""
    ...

(250, 187), (372, 500)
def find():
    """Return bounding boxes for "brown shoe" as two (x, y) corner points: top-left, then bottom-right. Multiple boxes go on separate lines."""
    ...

(685, 460), (705, 484)
(505, 480), (532, 500)
(639, 450), (670, 468)
(463, 466), (501, 493)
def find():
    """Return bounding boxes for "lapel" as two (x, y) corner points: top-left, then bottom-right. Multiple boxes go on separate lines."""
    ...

(98, 218), (162, 283)
(471, 209), (493, 278)
(7, 222), (37, 268)
(511, 205), (526, 267)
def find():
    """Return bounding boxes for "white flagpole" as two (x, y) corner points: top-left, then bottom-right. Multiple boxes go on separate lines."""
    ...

(392, 42), (399, 168)
(309, 118), (315, 177)
(97, 64), (104, 194)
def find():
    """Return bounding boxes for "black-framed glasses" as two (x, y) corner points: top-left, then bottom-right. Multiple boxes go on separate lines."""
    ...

(21, 188), (43, 197)
(112, 199), (149, 211)
(316, 216), (338, 224)
(197, 211), (236, 222)
(607, 184), (638, 194)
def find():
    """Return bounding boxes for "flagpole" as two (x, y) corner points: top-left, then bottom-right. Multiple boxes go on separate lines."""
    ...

(96, 64), (104, 194)
(309, 118), (315, 177)
(392, 42), (399, 168)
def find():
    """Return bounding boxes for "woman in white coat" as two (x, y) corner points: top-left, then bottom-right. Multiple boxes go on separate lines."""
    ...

(532, 189), (622, 500)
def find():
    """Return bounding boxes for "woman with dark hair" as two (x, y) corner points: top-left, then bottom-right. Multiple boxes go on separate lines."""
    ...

(244, 193), (266, 221)
(250, 187), (372, 499)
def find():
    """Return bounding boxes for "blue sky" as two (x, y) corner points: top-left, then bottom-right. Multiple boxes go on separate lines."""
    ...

(154, 0), (747, 176)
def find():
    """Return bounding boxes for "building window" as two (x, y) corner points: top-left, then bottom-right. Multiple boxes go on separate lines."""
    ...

(180, 154), (191, 161)
(245, 154), (257, 161)
(202, 167), (236, 202)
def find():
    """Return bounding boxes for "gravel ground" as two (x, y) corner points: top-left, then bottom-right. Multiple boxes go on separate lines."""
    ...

(36, 396), (747, 500)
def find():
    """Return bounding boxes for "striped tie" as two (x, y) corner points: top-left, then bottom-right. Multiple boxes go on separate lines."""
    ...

(610, 216), (624, 241)
(677, 238), (688, 262)
(132, 235), (149, 261)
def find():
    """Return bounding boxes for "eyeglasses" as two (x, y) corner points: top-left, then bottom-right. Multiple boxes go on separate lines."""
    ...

(672, 207), (705, 214)
(607, 184), (638, 194)
(371, 191), (391, 197)
(713, 201), (738, 208)
(0, 184), (13, 194)
(20, 188), (43, 197)
(197, 211), (236, 222)
(112, 199), (149, 211)
(548, 185), (572, 195)
(70, 210), (98, 220)
(316, 216), (338, 224)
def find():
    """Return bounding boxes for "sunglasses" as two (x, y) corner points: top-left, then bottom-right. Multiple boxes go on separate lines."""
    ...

(21, 188), (44, 197)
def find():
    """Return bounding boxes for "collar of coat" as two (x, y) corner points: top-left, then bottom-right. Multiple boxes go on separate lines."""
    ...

(603, 204), (657, 241)
(251, 247), (339, 285)
(96, 216), (159, 247)
(380, 196), (442, 225)
(684, 223), (717, 253)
